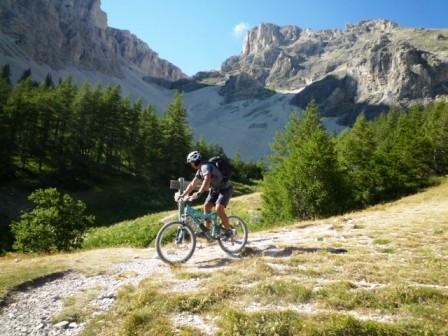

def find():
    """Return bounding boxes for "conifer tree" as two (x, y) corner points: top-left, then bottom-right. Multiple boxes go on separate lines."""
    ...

(336, 113), (378, 206)
(4, 77), (36, 168)
(0, 64), (11, 85)
(423, 102), (448, 174)
(132, 105), (162, 179)
(51, 76), (77, 174)
(18, 68), (32, 83)
(161, 92), (193, 179)
(70, 81), (97, 173)
(0, 68), (12, 175)
(43, 73), (54, 87)
(263, 101), (346, 221)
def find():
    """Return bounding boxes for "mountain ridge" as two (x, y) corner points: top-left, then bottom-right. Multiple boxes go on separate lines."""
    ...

(211, 19), (448, 124)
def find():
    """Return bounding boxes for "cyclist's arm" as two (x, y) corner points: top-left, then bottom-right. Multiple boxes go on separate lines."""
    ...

(181, 176), (201, 197)
(197, 174), (211, 194)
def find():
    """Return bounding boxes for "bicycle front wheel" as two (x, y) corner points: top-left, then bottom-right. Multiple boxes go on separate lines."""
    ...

(156, 221), (196, 264)
(218, 216), (248, 255)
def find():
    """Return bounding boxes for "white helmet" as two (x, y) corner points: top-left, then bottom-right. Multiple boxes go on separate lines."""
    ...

(186, 151), (201, 163)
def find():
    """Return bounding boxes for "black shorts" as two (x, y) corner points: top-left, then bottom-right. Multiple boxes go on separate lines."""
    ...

(205, 186), (233, 207)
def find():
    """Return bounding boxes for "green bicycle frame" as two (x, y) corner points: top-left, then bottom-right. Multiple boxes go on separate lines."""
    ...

(183, 204), (221, 238)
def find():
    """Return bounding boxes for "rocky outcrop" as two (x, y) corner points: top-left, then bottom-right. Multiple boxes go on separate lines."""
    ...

(110, 28), (185, 80)
(143, 76), (209, 92)
(0, 0), (186, 80)
(219, 73), (274, 103)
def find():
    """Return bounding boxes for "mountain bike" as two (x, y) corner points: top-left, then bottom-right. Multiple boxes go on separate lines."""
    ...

(156, 195), (248, 264)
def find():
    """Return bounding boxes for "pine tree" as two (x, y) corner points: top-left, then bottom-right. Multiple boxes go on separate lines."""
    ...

(43, 73), (54, 87)
(51, 76), (77, 174)
(423, 101), (448, 174)
(123, 98), (143, 171)
(18, 68), (32, 83)
(69, 81), (97, 173)
(0, 64), (11, 85)
(160, 92), (193, 179)
(98, 85), (123, 169)
(0, 68), (12, 175)
(263, 101), (346, 221)
(132, 105), (162, 179)
(336, 113), (378, 206)
(4, 77), (37, 169)
(32, 85), (58, 171)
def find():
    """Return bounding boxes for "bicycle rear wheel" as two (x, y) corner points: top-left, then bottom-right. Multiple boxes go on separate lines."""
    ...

(156, 221), (196, 264)
(218, 215), (248, 255)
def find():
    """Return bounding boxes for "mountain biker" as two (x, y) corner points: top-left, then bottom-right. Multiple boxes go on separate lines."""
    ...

(180, 151), (233, 238)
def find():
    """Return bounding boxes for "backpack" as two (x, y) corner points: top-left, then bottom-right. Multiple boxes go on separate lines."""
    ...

(208, 156), (233, 181)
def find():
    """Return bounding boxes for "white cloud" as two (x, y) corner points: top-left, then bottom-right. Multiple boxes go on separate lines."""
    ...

(233, 22), (250, 38)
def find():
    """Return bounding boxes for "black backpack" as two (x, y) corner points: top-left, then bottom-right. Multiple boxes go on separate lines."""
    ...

(208, 156), (233, 181)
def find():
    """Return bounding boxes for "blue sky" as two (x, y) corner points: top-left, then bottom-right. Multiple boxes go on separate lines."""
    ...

(102, 0), (448, 76)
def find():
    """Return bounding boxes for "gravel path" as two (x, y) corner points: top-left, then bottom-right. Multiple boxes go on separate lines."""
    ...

(0, 222), (339, 336)
(0, 256), (165, 336)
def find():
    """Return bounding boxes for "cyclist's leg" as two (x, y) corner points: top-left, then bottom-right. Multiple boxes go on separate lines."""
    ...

(216, 186), (233, 229)
(216, 203), (229, 229)
(204, 202), (214, 229)
(204, 190), (218, 229)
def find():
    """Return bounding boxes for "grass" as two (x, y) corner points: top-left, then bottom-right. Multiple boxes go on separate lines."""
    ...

(81, 211), (171, 249)
(216, 310), (414, 336)
(315, 281), (448, 311)
(250, 280), (313, 303)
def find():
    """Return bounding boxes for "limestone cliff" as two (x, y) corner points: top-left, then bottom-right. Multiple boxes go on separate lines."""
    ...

(0, 0), (186, 80)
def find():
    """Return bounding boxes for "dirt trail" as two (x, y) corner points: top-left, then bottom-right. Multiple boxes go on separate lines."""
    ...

(0, 221), (339, 336)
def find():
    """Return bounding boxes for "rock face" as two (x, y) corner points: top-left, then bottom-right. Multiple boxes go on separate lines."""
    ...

(0, 0), (186, 80)
(218, 73), (274, 103)
(216, 20), (448, 124)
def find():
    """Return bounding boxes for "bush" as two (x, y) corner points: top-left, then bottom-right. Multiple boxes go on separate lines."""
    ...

(11, 188), (94, 252)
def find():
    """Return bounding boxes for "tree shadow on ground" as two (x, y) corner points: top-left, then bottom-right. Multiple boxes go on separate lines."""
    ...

(242, 245), (348, 258)
(193, 244), (348, 269)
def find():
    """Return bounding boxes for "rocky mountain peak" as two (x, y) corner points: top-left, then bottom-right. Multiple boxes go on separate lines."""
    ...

(345, 19), (398, 33)
(242, 23), (302, 56)
(0, 0), (186, 80)
(56, 0), (107, 30)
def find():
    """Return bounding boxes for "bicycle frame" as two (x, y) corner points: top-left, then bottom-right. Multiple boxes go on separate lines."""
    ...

(181, 202), (221, 239)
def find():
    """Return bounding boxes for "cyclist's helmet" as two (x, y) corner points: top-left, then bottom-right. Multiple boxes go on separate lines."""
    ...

(186, 151), (201, 164)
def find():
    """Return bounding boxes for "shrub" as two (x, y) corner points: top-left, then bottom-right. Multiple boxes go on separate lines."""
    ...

(11, 188), (94, 252)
